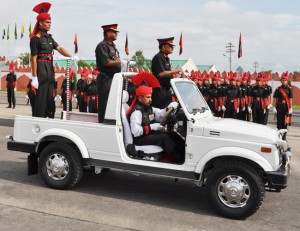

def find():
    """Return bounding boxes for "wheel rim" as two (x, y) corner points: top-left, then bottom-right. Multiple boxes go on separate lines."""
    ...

(46, 153), (69, 181)
(217, 175), (251, 208)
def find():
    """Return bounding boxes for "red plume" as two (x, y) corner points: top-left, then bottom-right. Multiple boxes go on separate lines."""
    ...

(33, 2), (51, 13)
(131, 72), (160, 88)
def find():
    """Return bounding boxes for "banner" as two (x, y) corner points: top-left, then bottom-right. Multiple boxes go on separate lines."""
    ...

(179, 32), (183, 55)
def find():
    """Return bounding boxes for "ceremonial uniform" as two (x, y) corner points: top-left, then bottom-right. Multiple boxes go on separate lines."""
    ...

(6, 67), (16, 109)
(27, 79), (36, 116)
(246, 80), (253, 121)
(250, 84), (266, 124)
(207, 82), (223, 117)
(263, 80), (272, 125)
(76, 76), (88, 112)
(224, 85), (240, 119)
(238, 83), (248, 121)
(87, 79), (98, 113)
(95, 24), (121, 123)
(61, 78), (74, 111)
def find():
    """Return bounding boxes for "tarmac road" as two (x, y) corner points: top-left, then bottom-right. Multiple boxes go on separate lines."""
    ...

(0, 117), (300, 230)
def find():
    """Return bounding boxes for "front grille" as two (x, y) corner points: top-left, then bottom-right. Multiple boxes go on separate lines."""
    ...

(210, 131), (220, 136)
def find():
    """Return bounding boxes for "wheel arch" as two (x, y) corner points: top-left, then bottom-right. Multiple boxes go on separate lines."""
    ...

(36, 128), (89, 158)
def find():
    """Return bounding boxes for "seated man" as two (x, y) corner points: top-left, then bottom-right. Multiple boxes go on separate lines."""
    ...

(127, 85), (184, 163)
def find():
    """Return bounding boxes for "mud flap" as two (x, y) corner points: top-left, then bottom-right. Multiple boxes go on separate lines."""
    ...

(28, 153), (38, 176)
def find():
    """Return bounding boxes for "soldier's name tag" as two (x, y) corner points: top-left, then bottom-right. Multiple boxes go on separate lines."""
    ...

(149, 114), (154, 121)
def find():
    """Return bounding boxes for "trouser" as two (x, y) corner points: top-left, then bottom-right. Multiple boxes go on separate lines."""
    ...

(48, 97), (56, 118)
(133, 132), (184, 163)
(29, 95), (35, 116)
(238, 106), (247, 121)
(152, 87), (172, 109)
(77, 95), (87, 112)
(225, 102), (237, 119)
(62, 93), (72, 111)
(88, 100), (97, 113)
(97, 73), (113, 123)
(207, 100), (219, 117)
(7, 85), (16, 107)
(276, 104), (288, 130)
(252, 102), (264, 124)
(263, 108), (269, 125)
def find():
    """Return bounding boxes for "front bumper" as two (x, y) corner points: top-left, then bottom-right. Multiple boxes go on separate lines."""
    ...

(265, 149), (291, 191)
(7, 140), (37, 153)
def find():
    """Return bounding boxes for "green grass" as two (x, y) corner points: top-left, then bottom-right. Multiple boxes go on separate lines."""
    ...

(293, 105), (300, 109)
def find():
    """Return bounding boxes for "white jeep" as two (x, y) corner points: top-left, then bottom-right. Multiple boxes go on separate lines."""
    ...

(7, 72), (291, 219)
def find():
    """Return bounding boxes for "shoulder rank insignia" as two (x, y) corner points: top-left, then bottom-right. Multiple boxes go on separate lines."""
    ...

(36, 33), (41, 38)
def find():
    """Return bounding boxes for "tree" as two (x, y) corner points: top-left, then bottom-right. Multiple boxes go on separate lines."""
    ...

(19, 52), (30, 65)
(77, 60), (96, 69)
(131, 50), (151, 70)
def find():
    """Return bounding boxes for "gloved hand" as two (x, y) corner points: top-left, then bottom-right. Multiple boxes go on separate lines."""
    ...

(237, 108), (239, 113)
(150, 123), (164, 131)
(267, 104), (272, 109)
(73, 94), (77, 98)
(242, 107), (246, 111)
(222, 105), (226, 111)
(25, 95), (29, 99)
(121, 59), (130, 65)
(14, 88), (16, 92)
(289, 108), (293, 114)
(273, 107), (277, 114)
(31, 76), (39, 89)
(248, 107), (252, 113)
(218, 106), (221, 112)
(54, 96), (58, 101)
(167, 102), (178, 110)
(264, 109), (266, 114)
(71, 56), (79, 61)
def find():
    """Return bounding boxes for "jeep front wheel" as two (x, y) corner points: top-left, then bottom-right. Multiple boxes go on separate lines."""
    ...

(206, 161), (265, 219)
(39, 142), (83, 189)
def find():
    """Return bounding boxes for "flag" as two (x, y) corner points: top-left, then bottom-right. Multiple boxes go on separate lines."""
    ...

(74, 33), (78, 54)
(125, 33), (129, 55)
(20, 22), (24, 39)
(29, 23), (32, 38)
(2, 28), (5, 40)
(238, 33), (242, 58)
(14, 23), (17, 40)
(179, 32), (183, 55)
(7, 24), (9, 40)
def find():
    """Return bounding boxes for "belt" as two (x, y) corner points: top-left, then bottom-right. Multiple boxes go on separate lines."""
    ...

(278, 100), (286, 104)
(253, 97), (261, 100)
(227, 100), (235, 103)
(37, 59), (51, 63)
(78, 92), (85, 95)
(89, 96), (97, 100)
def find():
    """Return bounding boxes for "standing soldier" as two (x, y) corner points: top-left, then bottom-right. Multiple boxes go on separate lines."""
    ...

(207, 74), (223, 117)
(221, 74), (230, 117)
(61, 69), (74, 111)
(263, 73), (272, 125)
(273, 72), (293, 140)
(249, 74), (266, 124)
(26, 79), (36, 116)
(6, 64), (17, 109)
(224, 73), (240, 119)
(95, 24), (125, 123)
(86, 71), (98, 113)
(151, 37), (182, 109)
(238, 74), (249, 121)
(197, 73), (205, 96)
(246, 76), (253, 121)
(203, 74), (211, 102)
(76, 71), (89, 112)
(30, 2), (72, 118)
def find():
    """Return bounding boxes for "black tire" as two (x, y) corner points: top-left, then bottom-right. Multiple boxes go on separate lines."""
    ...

(206, 161), (265, 219)
(39, 142), (83, 189)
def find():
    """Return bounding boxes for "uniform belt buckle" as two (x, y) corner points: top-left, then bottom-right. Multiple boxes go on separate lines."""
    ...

(282, 100), (286, 103)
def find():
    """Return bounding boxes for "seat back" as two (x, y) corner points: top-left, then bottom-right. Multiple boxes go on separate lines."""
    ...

(122, 91), (133, 147)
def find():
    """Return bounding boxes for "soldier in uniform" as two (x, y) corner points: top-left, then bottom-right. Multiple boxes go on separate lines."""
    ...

(207, 75), (223, 117)
(95, 24), (125, 123)
(61, 69), (74, 111)
(249, 74), (266, 124)
(76, 70), (89, 112)
(273, 72), (293, 140)
(246, 76), (253, 121)
(151, 37), (182, 109)
(127, 85), (183, 163)
(224, 73), (241, 119)
(263, 73), (272, 125)
(86, 72), (98, 113)
(197, 74), (205, 96)
(6, 64), (17, 109)
(202, 74), (211, 101)
(238, 74), (249, 121)
(30, 2), (72, 118)
(26, 79), (36, 116)
(221, 74), (230, 118)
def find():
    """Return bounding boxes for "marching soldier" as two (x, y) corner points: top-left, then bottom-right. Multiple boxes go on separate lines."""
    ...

(273, 72), (293, 140)
(223, 73), (241, 119)
(249, 74), (266, 124)
(151, 37), (182, 109)
(87, 71), (98, 113)
(26, 79), (36, 116)
(207, 74), (223, 117)
(61, 69), (74, 111)
(30, 2), (72, 118)
(6, 64), (17, 109)
(263, 73), (272, 125)
(76, 71), (89, 112)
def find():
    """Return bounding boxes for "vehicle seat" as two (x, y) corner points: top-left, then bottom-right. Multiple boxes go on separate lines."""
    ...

(121, 91), (164, 157)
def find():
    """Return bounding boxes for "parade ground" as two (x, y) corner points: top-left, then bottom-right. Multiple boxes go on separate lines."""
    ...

(0, 93), (299, 230)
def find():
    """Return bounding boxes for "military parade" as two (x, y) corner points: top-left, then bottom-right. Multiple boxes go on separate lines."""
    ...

(0, 0), (300, 229)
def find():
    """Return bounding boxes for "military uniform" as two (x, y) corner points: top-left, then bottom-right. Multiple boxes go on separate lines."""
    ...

(207, 83), (223, 117)
(6, 70), (16, 108)
(273, 85), (293, 131)
(250, 85), (266, 124)
(61, 78), (74, 111)
(86, 79), (98, 113)
(30, 31), (58, 117)
(263, 82), (272, 125)
(224, 85), (241, 119)
(246, 81), (253, 121)
(76, 77), (88, 112)
(238, 83), (248, 121)
(27, 80), (36, 116)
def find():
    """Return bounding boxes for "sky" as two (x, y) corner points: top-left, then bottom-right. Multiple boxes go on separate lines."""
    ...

(0, 0), (300, 73)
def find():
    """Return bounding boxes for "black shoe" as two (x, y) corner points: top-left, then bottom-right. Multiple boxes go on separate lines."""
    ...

(12, 105), (15, 109)
(126, 144), (138, 156)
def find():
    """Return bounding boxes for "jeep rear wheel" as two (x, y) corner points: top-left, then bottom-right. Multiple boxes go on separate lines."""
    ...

(206, 161), (265, 219)
(39, 142), (83, 189)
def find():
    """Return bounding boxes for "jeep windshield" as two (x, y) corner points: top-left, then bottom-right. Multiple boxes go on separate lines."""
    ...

(175, 81), (209, 115)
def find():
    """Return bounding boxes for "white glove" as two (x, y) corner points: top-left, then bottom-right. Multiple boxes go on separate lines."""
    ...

(248, 107), (252, 113)
(218, 106), (221, 112)
(121, 59), (130, 65)
(25, 95), (29, 99)
(31, 76), (39, 89)
(273, 107), (277, 114)
(150, 123), (164, 131)
(73, 94), (77, 98)
(267, 104), (272, 109)
(289, 108), (292, 114)
(264, 109), (266, 114)
(237, 108), (239, 113)
(58, 95), (62, 101)
(242, 107), (246, 111)
(14, 88), (16, 92)
(54, 96), (58, 101)
(167, 102), (178, 110)
(70, 56), (79, 61)
(222, 105), (226, 111)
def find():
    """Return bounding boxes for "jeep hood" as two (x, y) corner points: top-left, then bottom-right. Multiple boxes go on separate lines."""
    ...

(198, 117), (279, 144)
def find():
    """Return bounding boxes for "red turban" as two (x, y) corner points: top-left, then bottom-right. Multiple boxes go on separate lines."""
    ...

(30, 2), (52, 39)
(136, 85), (152, 96)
